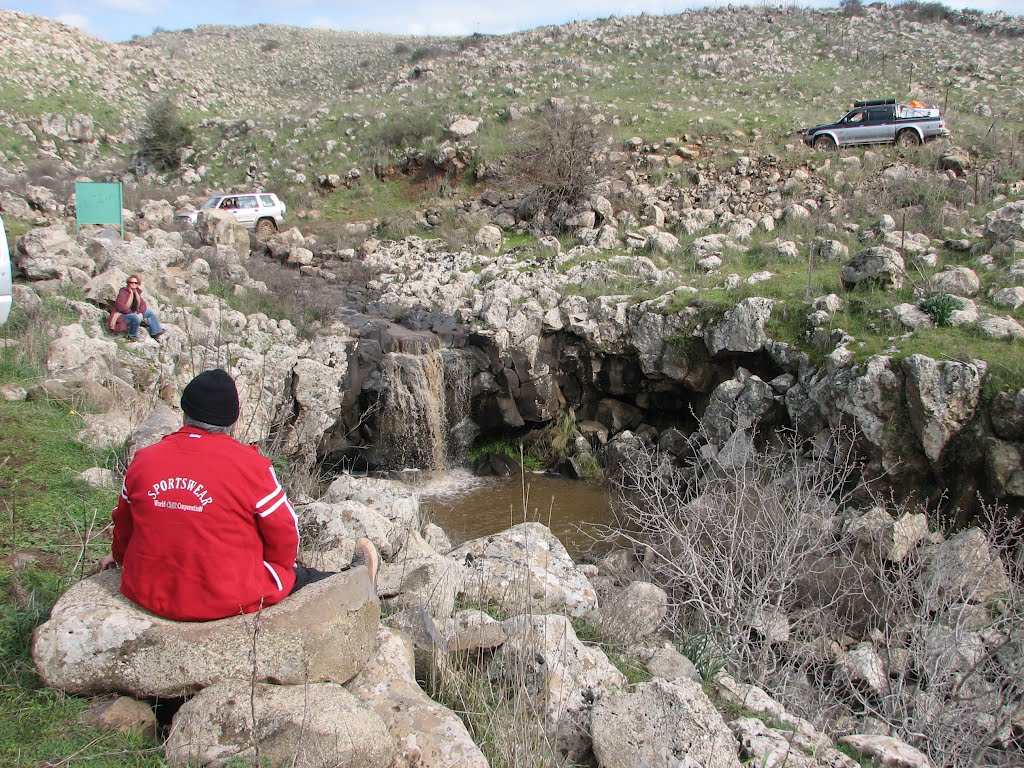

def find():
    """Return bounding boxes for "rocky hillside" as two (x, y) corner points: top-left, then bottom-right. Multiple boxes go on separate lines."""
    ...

(0, 4), (1022, 191)
(3, 6), (1024, 766)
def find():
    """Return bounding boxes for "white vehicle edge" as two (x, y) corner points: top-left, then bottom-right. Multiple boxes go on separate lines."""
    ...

(0, 214), (12, 326)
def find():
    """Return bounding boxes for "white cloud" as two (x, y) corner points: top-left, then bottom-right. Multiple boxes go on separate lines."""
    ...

(307, 15), (339, 28)
(56, 12), (89, 29)
(95, 0), (163, 15)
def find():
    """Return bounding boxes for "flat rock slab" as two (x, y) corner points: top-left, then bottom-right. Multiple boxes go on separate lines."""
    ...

(449, 521), (599, 620)
(33, 568), (379, 697)
(165, 679), (396, 768)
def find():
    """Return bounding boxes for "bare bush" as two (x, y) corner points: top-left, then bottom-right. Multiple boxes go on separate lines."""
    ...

(608, 426), (868, 682)
(605, 423), (1024, 766)
(504, 103), (610, 228)
(137, 95), (193, 172)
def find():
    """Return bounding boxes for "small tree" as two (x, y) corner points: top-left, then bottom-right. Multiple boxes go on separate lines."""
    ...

(138, 95), (193, 171)
(839, 0), (866, 16)
(506, 103), (608, 227)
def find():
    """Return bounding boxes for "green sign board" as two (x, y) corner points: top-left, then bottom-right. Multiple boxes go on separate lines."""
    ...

(75, 182), (123, 237)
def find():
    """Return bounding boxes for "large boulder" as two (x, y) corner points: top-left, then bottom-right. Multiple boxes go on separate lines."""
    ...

(165, 680), (396, 768)
(450, 522), (599, 620)
(930, 267), (979, 297)
(916, 527), (1010, 607)
(984, 201), (1024, 242)
(32, 569), (379, 697)
(137, 199), (174, 230)
(841, 247), (905, 291)
(377, 545), (466, 619)
(597, 580), (668, 646)
(901, 355), (985, 465)
(196, 209), (250, 261)
(938, 146), (971, 177)
(16, 224), (94, 280)
(838, 734), (932, 768)
(591, 678), (742, 768)
(347, 627), (488, 768)
(810, 238), (849, 262)
(990, 389), (1024, 440)
(704, 297), (773, 356)
(489, 614), (625, 764)
(322, 474), (421, 532)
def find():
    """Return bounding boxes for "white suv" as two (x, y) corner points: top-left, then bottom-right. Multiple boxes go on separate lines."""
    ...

(1, 214), (12, 325)
(175, 193), (286, 238)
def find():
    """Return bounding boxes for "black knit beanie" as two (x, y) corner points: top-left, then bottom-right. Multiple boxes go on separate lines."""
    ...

(181, 369), (239, 427)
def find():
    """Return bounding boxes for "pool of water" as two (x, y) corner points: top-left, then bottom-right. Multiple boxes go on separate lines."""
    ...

(401, 469), (620, 561)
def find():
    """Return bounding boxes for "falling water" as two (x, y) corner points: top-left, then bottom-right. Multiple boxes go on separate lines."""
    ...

(380, 351), (447, 470)
(376, 336), (478, 470)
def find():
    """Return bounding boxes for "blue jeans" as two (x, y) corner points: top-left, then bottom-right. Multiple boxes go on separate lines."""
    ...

(125, 309), (163, 339)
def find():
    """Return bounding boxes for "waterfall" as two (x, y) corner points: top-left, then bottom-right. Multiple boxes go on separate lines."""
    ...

(376, 345), (477, 471)
(440, 348), (474, 465)
(380, 351), (447, 470)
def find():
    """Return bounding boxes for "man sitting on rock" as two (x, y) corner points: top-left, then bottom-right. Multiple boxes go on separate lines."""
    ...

(100, 368), (379, 621)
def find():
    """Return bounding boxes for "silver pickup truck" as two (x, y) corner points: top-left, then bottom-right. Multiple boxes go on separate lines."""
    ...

(803, 99), (951, 151)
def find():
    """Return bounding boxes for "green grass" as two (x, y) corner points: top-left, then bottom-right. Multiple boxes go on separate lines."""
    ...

(568, 617), (650, 684)
(467, 439), (544, 472)
(321, 177), (426, 225)
(0, 320), (163, 766)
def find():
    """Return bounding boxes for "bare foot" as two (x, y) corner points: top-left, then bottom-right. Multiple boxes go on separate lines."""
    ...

(350, 537), (379, 586)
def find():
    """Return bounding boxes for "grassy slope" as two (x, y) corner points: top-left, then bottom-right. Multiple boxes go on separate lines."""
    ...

(0, 312), (163, 765)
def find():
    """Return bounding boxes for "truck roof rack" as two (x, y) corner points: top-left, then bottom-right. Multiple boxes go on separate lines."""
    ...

(852, 99), (897, 107)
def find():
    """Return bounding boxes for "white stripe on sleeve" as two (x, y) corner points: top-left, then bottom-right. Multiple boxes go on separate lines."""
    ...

(263, 561), (284, 592)
(259, 495), (287, 518)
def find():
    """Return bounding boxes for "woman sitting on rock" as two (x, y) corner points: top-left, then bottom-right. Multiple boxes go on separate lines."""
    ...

(109, 274), (165, 342)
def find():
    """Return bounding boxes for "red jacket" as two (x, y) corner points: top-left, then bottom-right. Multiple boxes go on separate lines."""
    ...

(109, 286), (148, 334)
(111, 426), (299, 621)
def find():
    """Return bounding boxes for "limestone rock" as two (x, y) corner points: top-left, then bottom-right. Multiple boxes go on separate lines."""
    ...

(704, 297), (773, 356)
(591, 678), (742, 768)
(985, 438), (1024, 497)
(978, 315), (1024, 339)
(347, 627), (488, 768)
(834, 642), (888, 696)
(377, 547), (465, 619)
(490, 614), (625, 764)
(841, 247), (905, 291)
(32, 569), (379, 697)
(79, 696), (157, 738)
(322, 474), (420, 532)
(901, 355), (984, 464)
(598, 580), (668, 646)
(16, 224), (92, 280)
(646, 646), (701, 683)
(165, 679), (396, 768)
(446, 609), (508, 652)
(450, 522), (599, 619)
(196, 209), (250, 262)
(984, 201), (1024, 242)
(448, 117), (481, 137)
(730, 717), (819, 768)
(475, 224), (502, 253)
(917, 527), (1010, 607)
(930, 266), (979, 297)
(989, 286), (1024, 310)
(839, 734), (931, 768)
(938, 146), (971, 177)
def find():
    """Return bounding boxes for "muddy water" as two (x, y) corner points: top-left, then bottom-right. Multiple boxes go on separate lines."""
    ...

(406, 470), (619, 560)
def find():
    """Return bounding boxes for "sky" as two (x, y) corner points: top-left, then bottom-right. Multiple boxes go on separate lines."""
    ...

(1, 0), (1020, 43)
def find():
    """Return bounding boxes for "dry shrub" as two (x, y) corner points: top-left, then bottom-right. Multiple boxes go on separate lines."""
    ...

(605, 421), (1024, 766)
(504, 103), (612, 228)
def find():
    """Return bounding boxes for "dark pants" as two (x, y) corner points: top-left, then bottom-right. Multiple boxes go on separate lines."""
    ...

(290, 565), (342, 595)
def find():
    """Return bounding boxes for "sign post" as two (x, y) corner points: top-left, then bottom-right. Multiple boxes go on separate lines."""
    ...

(75, 182), (124, 238)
